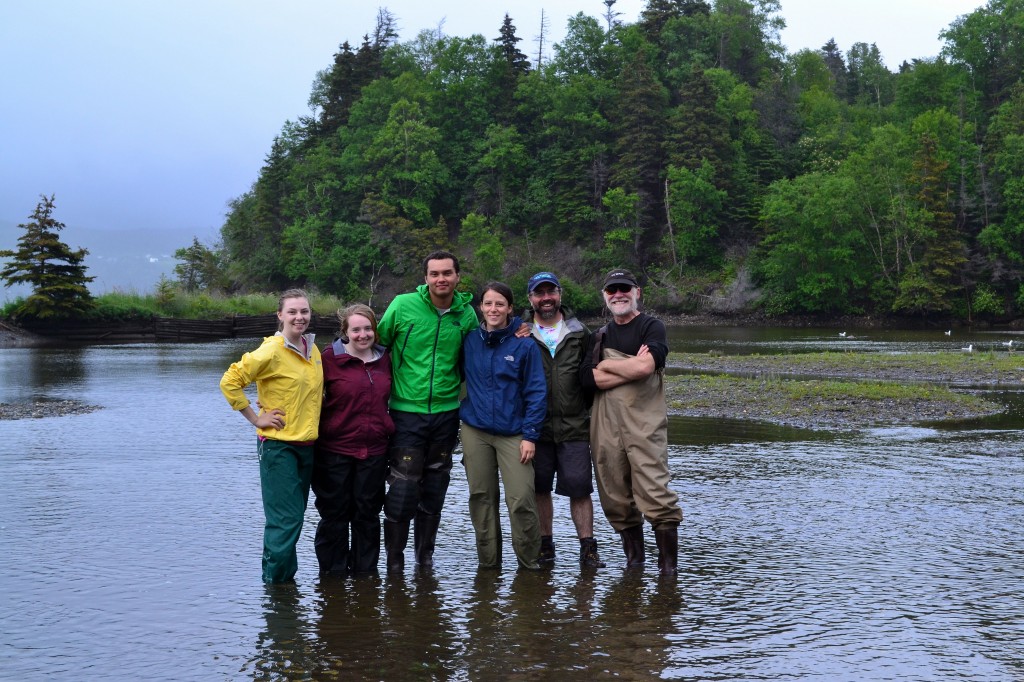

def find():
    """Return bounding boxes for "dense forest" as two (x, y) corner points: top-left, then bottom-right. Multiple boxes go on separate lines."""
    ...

(202, 0), (1024, 320)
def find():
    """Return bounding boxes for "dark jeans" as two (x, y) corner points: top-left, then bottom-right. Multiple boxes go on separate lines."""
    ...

(383, 409), (459, 522)
(312, 451), (389, 574)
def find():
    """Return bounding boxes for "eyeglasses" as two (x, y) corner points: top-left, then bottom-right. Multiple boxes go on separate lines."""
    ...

(604, 284), (634, 294)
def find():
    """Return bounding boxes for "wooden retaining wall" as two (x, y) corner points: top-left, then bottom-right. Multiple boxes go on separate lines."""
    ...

(18, 313), (341, 344)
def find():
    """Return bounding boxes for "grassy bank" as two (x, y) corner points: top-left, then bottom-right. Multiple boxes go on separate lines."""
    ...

(2, 289), (349, 321)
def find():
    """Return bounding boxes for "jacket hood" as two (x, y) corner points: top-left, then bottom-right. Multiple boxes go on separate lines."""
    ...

(330, 339), (387, 363)
(478, 315), (522, 347)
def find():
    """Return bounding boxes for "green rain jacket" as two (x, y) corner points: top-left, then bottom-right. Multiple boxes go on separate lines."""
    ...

(377, 284), (478, 414)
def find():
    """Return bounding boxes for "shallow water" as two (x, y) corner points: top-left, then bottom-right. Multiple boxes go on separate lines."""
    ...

(1, 333), (1022, 680)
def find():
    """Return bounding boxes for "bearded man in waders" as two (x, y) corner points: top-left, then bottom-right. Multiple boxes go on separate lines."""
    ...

(579, 269), (682, 575)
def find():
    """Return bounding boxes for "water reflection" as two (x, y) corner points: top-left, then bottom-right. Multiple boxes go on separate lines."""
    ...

(252, 584), (316, 680)
(0, 347), (88, 402)
(594, 574), (684, 678)
(2, 335), (1023, 681)
(378, 574), (457, 679)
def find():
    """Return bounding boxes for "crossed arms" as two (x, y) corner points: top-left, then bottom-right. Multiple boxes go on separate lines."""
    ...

(590, 344), (654, 390)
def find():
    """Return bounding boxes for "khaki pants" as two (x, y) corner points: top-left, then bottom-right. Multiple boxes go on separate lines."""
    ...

(460, 422), (541, 569)
(590, 349), (682, 532)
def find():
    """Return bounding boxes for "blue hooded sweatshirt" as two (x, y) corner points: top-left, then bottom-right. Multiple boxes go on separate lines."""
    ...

(459, 316), (547, 442)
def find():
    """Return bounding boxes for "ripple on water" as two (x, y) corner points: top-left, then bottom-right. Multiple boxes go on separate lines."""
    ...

(2, 340), (1023, 680)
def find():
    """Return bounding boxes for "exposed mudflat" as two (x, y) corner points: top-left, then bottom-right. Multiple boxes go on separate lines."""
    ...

(0, 399), (102, 420)
(664, 352), (1015, 430)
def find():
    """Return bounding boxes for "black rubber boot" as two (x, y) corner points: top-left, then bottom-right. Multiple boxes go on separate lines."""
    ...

(620, 524), (646, 568)
(414, 511), (441, 568)
(383, 519), (409, 574)
(538, 535), (555, 566)
(655, 526), (678, 575)
(579, 537), (606, 568)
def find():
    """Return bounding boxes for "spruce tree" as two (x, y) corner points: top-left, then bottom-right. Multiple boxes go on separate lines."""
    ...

(0, 195), (94, 320)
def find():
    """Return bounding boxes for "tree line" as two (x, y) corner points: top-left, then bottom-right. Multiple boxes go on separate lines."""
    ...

(6, 1), (1024, 322)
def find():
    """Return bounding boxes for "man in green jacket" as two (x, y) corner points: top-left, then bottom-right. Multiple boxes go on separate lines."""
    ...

(523, 271), (605, 569)
(376, 251), (479, 573)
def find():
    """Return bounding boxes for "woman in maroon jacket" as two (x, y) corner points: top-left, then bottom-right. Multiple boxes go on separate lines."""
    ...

(313, 304), (394, 575)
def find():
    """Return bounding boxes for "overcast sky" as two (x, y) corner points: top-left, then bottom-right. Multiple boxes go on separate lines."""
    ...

(0, 0), (985, 296)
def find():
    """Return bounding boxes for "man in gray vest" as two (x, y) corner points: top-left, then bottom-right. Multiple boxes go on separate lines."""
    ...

(579, 269), (682, 575)
(523, 271), (605, 568)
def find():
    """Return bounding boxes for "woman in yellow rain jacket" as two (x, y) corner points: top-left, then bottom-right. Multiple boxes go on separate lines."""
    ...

(220, 289), (323, 583)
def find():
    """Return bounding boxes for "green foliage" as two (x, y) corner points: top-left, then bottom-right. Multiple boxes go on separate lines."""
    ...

(458, 213), (505, 292)
(971, 283), (1004, 317)
(206, 1), (1024, 324)
(979, 83), (1024, 265)
(87, 290), (347, 321)
(155, 276), (176, 307)
(0, 195), (94, 320)
(366, 98), (448, 225)
(756, 173), (870, 313)
(1, 297), (25, 318)
(558, 277), (604, 316)
(665, 160), (726, 270)
(173, 237), (224, 292)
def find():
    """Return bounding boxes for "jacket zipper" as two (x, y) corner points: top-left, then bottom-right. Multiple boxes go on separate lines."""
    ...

(427, 315), (443, 412)
(395, 324), (414, 372)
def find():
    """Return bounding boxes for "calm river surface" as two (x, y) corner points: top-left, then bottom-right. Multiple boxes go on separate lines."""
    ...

(1, 327), (1022, 681)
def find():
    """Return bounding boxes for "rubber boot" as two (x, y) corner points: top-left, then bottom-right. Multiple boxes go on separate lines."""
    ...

(383, 519), (409, 574)
(414, 511), (441, 568)
(655, 526), (678, 575)
(538, 535), (555, 566)
(579, 537), (606, 568)
(620, 524), (646, 568)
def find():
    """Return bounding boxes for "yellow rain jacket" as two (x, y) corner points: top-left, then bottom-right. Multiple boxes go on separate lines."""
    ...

(220, 333), (323, 442)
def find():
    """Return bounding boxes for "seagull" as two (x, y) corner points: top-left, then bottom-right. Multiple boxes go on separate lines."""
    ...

(962, 344), (974, 353)
(839, 331), (847, 337)
(944, 330), (952, 336)
(1003, 340), (1014, 348)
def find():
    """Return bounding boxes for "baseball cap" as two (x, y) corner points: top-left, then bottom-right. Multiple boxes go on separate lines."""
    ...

(603, 269), (638, 289)
(527, 271), (560, 293)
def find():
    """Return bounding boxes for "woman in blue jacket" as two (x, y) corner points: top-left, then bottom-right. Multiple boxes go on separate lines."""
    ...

(460, 282), (547, 570)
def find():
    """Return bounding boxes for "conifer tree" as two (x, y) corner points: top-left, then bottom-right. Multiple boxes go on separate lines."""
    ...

(610, 49), (669, 265)
(492, 14), (531, 122)
(894, 134), (967, 313)
(0, 195), (94, 320)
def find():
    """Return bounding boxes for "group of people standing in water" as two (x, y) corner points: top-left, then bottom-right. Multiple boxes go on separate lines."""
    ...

(220, 250), (682, 584)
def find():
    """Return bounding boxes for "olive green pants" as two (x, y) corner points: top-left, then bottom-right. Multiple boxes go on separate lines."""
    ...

(460, 423), (540, 569)
(258, 438), (314, 583)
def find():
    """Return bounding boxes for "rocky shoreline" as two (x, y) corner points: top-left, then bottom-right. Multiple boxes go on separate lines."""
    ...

(0, 399), (102, 420)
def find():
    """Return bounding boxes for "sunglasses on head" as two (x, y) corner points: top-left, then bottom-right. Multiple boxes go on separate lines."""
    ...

(604, 283), (634, 294)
